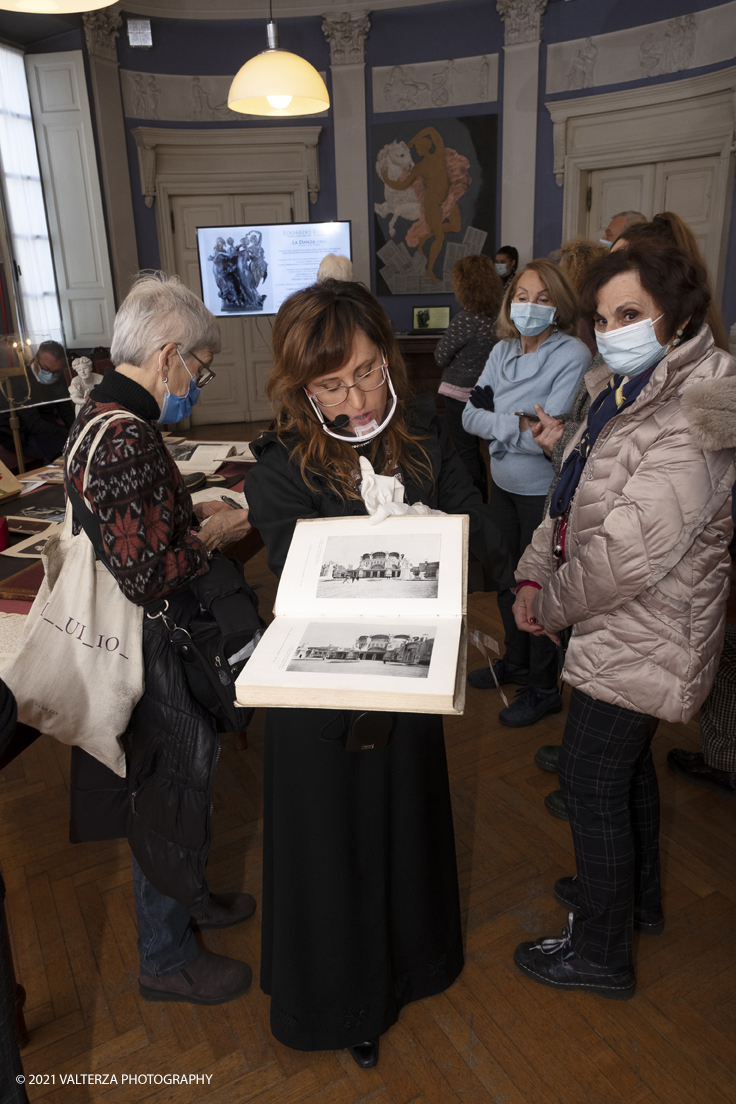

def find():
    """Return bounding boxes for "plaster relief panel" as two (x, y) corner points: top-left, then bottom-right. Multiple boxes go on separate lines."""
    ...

(121, 70), (328, 122)
(372, 54), (498, 113)
(547, 1), (736, 95)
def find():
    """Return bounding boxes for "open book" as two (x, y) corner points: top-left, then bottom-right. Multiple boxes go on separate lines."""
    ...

(167, 440), (254, 474)
(235, 513), (468, 715)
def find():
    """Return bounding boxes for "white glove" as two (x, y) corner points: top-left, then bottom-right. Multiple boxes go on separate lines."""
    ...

(359, 457), (445, 525)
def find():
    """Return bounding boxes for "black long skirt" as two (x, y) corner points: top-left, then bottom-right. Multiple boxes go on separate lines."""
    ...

(260, 708), (464, 1051)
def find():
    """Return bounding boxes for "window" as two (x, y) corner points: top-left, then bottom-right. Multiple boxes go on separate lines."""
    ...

(0, 43), (62, 343)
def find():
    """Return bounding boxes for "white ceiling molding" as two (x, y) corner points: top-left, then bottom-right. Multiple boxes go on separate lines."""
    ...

(121, 0), (454, 18)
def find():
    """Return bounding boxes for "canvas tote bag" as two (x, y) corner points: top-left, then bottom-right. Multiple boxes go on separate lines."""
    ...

(3, 411), (146, 776)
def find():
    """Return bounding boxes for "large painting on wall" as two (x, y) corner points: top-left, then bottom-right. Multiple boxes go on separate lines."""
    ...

(372, 115), (497, 296)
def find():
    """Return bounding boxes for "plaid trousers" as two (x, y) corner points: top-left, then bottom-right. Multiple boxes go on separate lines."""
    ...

(558, 689), (661, 970)
(701, 625), (736, 772)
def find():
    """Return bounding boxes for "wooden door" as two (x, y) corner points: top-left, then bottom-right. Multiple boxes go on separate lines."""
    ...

(587, 165), (655, 241)
(169, 191), (291, 424)
(653, 155), (720, 279)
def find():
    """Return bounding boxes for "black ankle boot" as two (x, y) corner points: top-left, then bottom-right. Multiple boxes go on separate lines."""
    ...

(348, 1039), (378, 1068)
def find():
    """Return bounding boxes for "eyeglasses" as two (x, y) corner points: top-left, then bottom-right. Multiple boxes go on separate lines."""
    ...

(161, 344), (217, 388)
(309, 362), (388, 408)
(186, 348), (216, 389)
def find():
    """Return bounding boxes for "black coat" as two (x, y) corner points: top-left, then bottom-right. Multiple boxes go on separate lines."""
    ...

(246, 396), (508, 1051)
(68, 586), (219, 916)
(250, 393), (512, 587)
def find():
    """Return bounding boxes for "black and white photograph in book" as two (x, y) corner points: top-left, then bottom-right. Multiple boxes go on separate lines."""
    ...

(316, 533), (441, 598)
(287, 623), (436, 677)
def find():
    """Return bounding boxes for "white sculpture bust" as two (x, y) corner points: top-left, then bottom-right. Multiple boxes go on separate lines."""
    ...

(69, 356), (102, 408)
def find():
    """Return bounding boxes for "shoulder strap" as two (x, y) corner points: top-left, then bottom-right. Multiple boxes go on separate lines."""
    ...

(64, 409), (148, 567)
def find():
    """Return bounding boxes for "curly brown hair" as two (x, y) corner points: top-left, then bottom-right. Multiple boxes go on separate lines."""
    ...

(267, 280), (432, 501)
(451, 254), (504, 316)
(551, 237), (609, 295)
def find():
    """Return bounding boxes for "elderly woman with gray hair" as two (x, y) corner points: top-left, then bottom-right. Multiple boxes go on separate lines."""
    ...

(64, 273), (254, 1009)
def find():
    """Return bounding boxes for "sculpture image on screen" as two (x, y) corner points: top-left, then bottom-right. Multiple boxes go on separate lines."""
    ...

(196, 220), (352, 317)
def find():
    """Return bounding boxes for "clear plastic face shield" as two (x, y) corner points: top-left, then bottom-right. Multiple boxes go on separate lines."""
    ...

(304, 357), (398, 445)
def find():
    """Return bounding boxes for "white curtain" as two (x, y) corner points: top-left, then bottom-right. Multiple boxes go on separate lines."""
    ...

(0, 43), (63, 346)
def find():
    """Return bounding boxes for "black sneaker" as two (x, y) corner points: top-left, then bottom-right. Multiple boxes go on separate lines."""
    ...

(667, 748), (736, 800)
(514, 913), (636, 1000)
(534, 744), (560, 772)
(468, 657), (529, 690)
(554, 875), (664, 935)
(499, 686), (562, 728)
(544, 788), (569, 820)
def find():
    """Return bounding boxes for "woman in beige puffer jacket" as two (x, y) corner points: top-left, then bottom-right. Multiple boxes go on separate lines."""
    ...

(511, 241), (736, 1002)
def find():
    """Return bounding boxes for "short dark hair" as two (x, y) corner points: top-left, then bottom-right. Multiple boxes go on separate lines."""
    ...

(452, 254), (503, 316)
(36, 340), (66, 362)
(496, 245), (518, 270)
(580, 241), (710, 345)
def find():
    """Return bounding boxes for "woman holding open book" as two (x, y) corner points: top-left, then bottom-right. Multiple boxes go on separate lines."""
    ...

(247, 279), (511, 1067)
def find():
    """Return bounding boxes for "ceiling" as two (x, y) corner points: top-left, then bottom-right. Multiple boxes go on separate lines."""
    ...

(0, 12), (80, 48)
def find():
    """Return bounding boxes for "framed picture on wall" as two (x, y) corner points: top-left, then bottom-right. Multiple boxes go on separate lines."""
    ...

(372, 114), (498, 296)
(412, 306), (450, 333)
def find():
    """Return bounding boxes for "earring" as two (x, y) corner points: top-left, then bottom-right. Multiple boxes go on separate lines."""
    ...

(672, 327), (684, 347)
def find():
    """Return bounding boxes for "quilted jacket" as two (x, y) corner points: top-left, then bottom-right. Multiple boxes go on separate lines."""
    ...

(516, 325), (736, 722)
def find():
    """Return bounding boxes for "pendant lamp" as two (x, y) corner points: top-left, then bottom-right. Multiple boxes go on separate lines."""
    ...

(228, 3), (329, 118)
(0, 0), (114, 10)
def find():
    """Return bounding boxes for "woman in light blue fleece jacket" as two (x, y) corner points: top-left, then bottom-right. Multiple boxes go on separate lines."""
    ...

(462, 257), (590, 727)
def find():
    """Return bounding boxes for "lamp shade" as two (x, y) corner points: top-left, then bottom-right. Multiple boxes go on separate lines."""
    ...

(0, 0), (114, 10)
(228, 49), (329, 117)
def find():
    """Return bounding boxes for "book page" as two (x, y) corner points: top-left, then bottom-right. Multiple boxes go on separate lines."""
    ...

(236, 615), (461, 705)
(274, 514), (466, 620)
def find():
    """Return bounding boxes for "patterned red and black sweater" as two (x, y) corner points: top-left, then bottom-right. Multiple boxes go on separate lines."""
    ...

(65, 371), (208, 606)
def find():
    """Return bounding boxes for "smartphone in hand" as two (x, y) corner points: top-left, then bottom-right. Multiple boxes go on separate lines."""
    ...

(514, 411), (540, 423)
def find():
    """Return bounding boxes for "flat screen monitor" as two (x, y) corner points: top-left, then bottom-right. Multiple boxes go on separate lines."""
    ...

(196, 220), (352, 318)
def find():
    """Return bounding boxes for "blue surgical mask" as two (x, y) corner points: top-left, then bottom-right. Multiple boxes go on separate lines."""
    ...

(510, 302), (556, 337)
(595, 314), (667, 378)
(599, 239), (612, 249)
(157, 351), (201, 424)
(495, 263), (508, 277)
(37, 368), (56, 385)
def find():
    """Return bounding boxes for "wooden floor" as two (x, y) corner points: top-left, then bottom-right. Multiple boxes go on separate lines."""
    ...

(2, 479), (736, 1102)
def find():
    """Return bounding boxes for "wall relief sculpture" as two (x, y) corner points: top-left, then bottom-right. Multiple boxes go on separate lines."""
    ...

(496, 0), (548, 46)
(121, 70), (327, 122)
(639, 16), (698, 77)
(322, 11), (370, 66)
(372, 54), (498, 113)
(566, 38), (597, 91)
(372, 115), (497, 295)
(545, 2), (731, 95)
(82, 11), (122, 62)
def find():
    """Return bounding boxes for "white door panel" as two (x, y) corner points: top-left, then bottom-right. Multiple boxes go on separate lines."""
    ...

(654, 156), (720, 278)
(588, 165), (654, 241)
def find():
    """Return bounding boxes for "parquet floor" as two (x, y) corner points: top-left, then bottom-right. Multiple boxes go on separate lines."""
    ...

(2, 553), (736, 1103)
